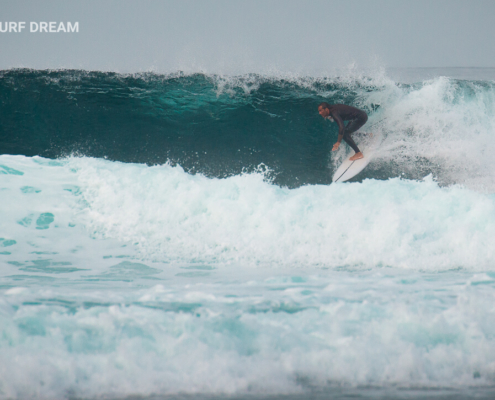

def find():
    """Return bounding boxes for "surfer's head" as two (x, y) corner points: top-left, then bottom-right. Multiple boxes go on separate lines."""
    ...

(318, 102), (331, 119)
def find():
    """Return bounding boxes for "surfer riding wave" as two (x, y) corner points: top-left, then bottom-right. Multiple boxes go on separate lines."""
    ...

(318, 103), (369, 161)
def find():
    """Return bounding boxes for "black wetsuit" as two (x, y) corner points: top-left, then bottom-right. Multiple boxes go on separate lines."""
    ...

(327, 104), (368, 153)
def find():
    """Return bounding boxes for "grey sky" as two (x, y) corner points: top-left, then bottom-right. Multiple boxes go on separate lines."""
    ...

(1, 0), (494, 74)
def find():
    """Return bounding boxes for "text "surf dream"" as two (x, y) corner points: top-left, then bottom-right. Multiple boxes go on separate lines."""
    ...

(0, 22), (79, 33)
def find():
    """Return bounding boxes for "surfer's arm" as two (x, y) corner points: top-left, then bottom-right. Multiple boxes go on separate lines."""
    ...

(331, 112), (345, 151)
(332, 113), (346, 138)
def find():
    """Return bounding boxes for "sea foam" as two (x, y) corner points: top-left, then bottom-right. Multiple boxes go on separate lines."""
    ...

(68, 156), (495, 271)
(2, 154), (495, 273)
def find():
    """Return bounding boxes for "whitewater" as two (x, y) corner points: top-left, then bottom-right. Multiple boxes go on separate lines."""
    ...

(1, 67), (495, 399)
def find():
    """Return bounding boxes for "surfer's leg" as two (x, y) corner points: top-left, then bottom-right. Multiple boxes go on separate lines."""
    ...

(342, 132), (361, 153)
(344, 113), (368, 136)
(343, 134), (363, 160)
(343, 113), (368, 159)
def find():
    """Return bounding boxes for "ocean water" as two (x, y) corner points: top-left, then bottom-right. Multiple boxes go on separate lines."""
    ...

(1, 67), (495, 400)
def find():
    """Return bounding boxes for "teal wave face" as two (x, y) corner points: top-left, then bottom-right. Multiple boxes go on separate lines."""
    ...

(2, 69), (495, 188)
(0, 69), (381, 187)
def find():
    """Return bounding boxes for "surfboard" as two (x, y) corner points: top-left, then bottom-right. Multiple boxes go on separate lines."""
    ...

(332, 139), (377, 183)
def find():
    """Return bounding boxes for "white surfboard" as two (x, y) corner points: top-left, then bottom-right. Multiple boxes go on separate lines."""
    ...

(332, 140), (377, 183)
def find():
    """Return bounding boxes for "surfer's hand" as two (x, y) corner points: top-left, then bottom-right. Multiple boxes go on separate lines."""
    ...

(332, 142), (340, 151)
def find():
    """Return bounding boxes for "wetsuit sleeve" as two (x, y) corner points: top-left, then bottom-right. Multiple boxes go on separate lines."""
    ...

(330, 111), (346, 137)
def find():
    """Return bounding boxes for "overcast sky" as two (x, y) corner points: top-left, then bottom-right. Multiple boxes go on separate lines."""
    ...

(1, 0), (495, 74)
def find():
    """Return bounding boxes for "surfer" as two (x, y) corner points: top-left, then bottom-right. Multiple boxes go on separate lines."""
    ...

(318, 103), (368, 161)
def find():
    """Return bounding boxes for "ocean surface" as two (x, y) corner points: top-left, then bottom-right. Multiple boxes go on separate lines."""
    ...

(1, 67), (495, 400)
